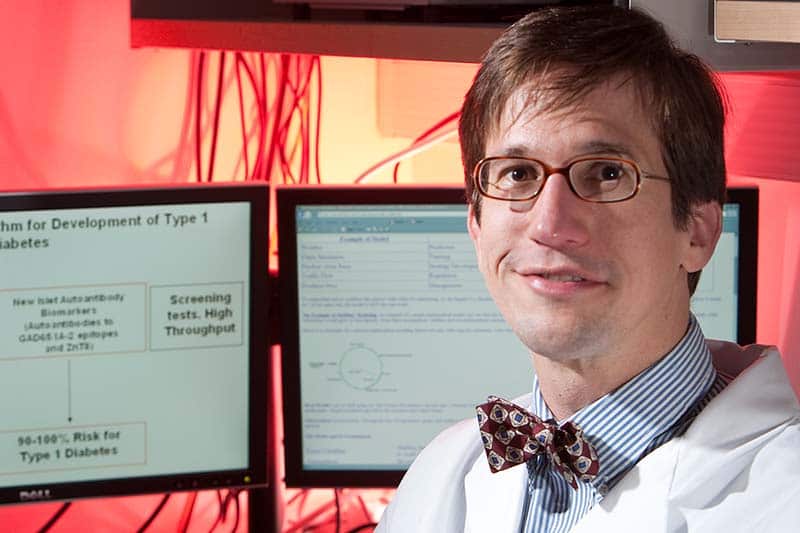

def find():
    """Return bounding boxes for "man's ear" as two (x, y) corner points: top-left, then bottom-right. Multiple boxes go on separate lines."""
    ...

(467, 203), (486, 272)
(467, 203), (481, 243)
(682, 201), (722, 274)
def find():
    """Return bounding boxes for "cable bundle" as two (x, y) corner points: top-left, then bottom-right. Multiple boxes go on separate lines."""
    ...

(194, 52), (322, 184)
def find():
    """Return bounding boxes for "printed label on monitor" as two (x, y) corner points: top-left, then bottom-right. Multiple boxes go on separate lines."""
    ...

(0, 423), (146, 475)
(150, 282), (244, 350)
(1, 284), (146, 359)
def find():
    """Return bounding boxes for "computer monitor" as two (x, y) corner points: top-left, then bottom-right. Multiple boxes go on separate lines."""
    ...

(278, 184), (758, 487)
(0, 183), (269, 505)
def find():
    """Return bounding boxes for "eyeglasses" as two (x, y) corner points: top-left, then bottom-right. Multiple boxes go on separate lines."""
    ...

(473, 156), (670, 203)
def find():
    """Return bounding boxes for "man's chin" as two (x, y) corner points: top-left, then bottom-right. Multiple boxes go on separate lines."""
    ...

(514, 323), (603, 362)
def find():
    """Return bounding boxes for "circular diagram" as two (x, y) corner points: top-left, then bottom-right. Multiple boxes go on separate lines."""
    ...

(338, 346), (383, 390)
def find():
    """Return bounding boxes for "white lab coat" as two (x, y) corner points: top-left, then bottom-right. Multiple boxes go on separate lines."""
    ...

(376, 342), (800, 532)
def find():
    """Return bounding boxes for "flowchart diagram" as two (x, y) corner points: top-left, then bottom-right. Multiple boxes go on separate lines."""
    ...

(0, 201), (252, 487)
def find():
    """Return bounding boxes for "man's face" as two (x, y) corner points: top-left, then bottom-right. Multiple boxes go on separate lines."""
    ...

(468, 79), (716, 364)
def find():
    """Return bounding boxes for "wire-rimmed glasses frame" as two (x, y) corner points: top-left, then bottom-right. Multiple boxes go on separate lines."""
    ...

(473, 156), (671, 204)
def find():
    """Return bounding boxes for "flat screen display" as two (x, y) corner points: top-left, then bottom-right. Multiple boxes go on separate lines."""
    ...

(278, 185), (757, 487)
(0, 183), (269, 504)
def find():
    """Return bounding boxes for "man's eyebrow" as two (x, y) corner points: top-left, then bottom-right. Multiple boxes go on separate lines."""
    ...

(496, 145), (531, 157)
(575, 141), (636, 158)
(491, 141), (637, 159)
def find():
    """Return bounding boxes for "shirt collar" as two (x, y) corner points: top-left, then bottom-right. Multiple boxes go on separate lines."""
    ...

(530, 314), (715, 492)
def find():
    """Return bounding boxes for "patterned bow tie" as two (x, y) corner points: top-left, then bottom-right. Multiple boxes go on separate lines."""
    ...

(476, 396), (600, 489)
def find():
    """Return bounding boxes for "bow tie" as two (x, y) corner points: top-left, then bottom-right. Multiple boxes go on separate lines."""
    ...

(475, 396), (600, 489)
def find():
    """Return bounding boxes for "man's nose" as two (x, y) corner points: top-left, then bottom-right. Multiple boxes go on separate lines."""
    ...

(523, 173), (591, 249)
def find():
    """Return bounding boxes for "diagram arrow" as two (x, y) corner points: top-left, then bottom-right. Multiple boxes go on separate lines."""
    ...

(67, 360), (73, 423)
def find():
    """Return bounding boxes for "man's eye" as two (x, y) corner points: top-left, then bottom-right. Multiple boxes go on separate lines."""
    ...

(596, 163), (625, 181)
(575, 161), (628, 184)
(509, 167), (531, 181)
(499, 165), (536, 183)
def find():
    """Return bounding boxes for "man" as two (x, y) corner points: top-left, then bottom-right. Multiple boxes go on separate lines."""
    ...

(377, 5), (800, 532)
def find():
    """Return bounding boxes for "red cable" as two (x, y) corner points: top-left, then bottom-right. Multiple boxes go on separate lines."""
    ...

(177, 492), (197, 533)
(251, 57), (265, 181)
(300, 99), (309, 184)
(392, 110), (461, 183)
(240, 53), (266, 181)
(288, 56), (316, 183)
(264, 54), (290, 182)
(257, 53), (269, 181)
(195, 52), (206, 183)
(235, 53), (250, 180)
(313, 56), (323, 183)
(206, 51), (227, 182)
(277, 55), (313, 143)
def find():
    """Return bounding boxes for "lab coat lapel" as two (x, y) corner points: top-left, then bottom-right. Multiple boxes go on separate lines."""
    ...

(570, 438), (678, 532)
(669, 349), (797, 499)
(572, 348), (796, 532)
(463, 452), (528, 532)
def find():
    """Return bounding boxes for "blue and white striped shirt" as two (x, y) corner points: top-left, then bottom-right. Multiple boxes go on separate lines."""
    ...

(520, 316), (731, 532)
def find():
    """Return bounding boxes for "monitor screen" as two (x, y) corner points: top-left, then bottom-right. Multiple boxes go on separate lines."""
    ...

(278, 185), (757, 487)
(0, 183), (269, 504)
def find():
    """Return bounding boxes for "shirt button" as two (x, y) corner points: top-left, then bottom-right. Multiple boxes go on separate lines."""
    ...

(598, 483), (609, 496)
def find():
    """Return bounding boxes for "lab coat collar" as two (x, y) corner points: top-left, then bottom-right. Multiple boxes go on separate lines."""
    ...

(571, 347), (799, 532)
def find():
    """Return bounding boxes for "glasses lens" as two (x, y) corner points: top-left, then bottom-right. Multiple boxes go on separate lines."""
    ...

(478, 158), (543, 200)
(570, 159), (638, 201)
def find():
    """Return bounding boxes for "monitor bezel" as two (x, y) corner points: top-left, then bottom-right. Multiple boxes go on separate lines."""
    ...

(0, 182), (270, 505)
(277, 184), (758, 488)
(726, 187), (758, 346)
